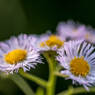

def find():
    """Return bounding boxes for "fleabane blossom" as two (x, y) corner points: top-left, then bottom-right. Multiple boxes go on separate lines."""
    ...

(56, 20), (95, 44)
(56, 20), (86, 40)
(56, 41), (95, 91)
(84, 28), (95, 44)
(36, 31), (66, 51)
(0, 34), (42, 74)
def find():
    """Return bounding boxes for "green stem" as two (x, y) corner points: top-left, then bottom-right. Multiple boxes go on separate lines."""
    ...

(57, 87), (95, 95)
(55, 66), (63, 71)
(64, 86), (73, 95)
(36, 87), (44, 95)
(19, 68), (47, 88)
(54, 71), (69, 78)
(9, 73), (34, 95)
(43, 52), (57, 95)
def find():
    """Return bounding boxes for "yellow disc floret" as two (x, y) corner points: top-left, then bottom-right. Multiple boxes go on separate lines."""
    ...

(40, 35), (64, 49)
(4, 49), (27, 65)
(70, 56), (90, 76)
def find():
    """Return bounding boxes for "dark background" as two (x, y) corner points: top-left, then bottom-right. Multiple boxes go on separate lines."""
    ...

(0, 0), (95, 95)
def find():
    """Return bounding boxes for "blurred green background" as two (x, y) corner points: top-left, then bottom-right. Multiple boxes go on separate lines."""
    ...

(0, 0), (95, 95)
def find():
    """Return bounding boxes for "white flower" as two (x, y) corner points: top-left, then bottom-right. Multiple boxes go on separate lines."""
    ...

(84, 28), (95, 44)
(35, 31), (66, 51)
(56, 41), (95, 91)
(0, 34), (42, 74)
(56, 20), (95, 44)
(56, 20), (86, 40)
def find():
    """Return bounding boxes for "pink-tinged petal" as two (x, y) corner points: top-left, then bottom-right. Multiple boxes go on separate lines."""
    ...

(0, 34), (42, 74)
(56, 41), (95, 90)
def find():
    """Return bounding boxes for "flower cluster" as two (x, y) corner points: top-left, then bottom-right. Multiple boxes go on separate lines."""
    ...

(0, 20), (95, 91)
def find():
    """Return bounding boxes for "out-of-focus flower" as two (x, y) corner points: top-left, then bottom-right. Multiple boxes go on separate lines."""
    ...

(56, 20), (86, 40)
(56, 41), (95, 91)
(84, 30), (95, 44)
(57, 20), (95, 44)
(36, 31), (66, 51)
(0, 34), (41, 74)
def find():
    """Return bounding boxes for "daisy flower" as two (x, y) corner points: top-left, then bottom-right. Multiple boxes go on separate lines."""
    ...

(36, 31), (66, 51)
(84, 28), (95, 44)
(56, 20), (87, 40)
(56, 41), (95, 91)
(0, 34), (41, 74)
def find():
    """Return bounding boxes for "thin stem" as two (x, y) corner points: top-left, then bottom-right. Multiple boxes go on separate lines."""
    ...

(54, 71), (69, 78)
(57, 87), (95, 95)
(73, 87), (95, 94)
(19, 68), (47, 88)
(9, 73), (34, 95)
(61, 86), (74, 95)
(36, 87), (44, 95)
(55, 66), (63, 71)
(43, 52), (57, 95)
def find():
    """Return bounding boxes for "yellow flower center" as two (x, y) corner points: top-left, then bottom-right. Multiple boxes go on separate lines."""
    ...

(40, 35), (64, 49)
(4, 49), (27, 65)
(70, 56), (90, 76)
